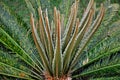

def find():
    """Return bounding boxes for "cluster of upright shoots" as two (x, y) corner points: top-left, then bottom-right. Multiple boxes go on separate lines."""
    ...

(30, 0), (105, 80)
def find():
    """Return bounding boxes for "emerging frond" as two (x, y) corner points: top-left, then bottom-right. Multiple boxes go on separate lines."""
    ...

(30, 0), (105, 79)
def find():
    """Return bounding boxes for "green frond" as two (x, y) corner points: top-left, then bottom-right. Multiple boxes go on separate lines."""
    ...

(38, 7), (54, 65)
(72, 46), (120, 79)
(44, 9), (54, 65)
(30, 13), (50, 74)
(90, 77), (120, 80)
(52, 10), (63, 78)
(35, 0), (41, 7)
(73, 54), (120, 80)
(0, 1), (42, 69)
(73, 64), (120, 79)
(71, 2), (105, 69)
(0, 50), (41, 79)
(24, 0), (36, 19)
(0, 62), (36, 80)
(62, 0), (78, 51)
(0, 27), (43, 73)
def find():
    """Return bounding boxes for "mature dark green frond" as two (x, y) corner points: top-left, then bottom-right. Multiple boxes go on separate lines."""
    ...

(73, 49), (120, 78)
(0, 1), (43, 70)
(90, 76), (120, 80)
(0, 27), (42, 72)
(0, 50), (41, 79)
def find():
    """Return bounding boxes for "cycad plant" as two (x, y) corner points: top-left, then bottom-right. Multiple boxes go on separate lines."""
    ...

(0, 0), (120, 80)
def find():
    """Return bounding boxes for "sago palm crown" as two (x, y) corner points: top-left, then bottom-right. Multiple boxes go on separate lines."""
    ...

(0, 0), (120, 80)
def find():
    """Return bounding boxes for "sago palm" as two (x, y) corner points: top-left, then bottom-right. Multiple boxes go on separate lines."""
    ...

(0, 0), (120, 80)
